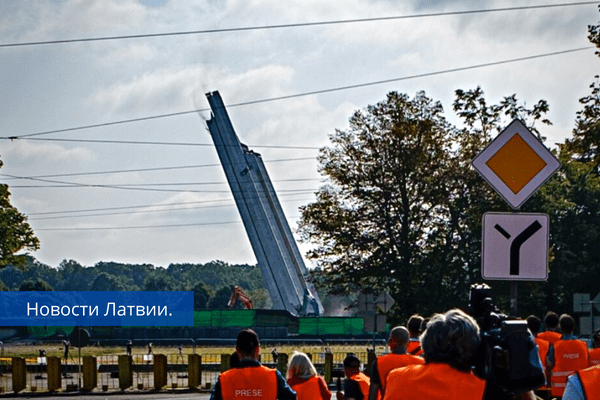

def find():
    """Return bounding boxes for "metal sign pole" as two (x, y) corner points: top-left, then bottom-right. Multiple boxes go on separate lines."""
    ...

(510, 282), (518, 316)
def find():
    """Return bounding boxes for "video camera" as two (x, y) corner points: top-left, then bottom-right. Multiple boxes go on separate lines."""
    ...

(468, 284), (545, 397)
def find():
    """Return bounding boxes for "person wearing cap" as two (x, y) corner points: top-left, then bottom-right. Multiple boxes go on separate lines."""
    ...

(210, 329), (296, 400)
(368, 326), (423, 400)
(383, 309), (485, 400)
(336, 354), (370, 400)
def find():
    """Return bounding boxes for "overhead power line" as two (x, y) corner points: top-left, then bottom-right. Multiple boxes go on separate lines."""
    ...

(3, 173), (318, 194)
(27, 192), (315, 217)
(34, 221), (242, 231)
(0, 157), (316, 180)
(17, 137), (320, 150)
(0, 2), (597, 48)
(29, 196), (316, 221)
(1, 47), (592, 141)
(12, 178), (319, 189)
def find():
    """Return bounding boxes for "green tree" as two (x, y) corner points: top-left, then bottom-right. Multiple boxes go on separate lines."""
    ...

(19, 278), (53, 291)
(299, 91), (459, 319)
(451, 87), (553, 315)
(143, 270), (179, 291)
(192, 282), (213, 310)
(208, 286), (237, 309)
(0, 161), (40, 269)
(90, 272), (129, 291)
(0, 278), (7, 291)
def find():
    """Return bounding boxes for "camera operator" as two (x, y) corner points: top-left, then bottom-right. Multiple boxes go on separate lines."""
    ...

(383, 309), (486, 400)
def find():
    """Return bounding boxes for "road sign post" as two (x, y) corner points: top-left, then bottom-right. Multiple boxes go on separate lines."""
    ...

(473, 120), (559, 315)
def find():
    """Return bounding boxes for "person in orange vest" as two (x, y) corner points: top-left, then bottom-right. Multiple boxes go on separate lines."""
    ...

(406, 314), (424, 356)
(562, 364), (600, 400)
(368, 326), (424, 400)
(383, 309), (486, 400)
(336, 354), (370, 400)
(588, 329), (600, 367)
(537, 311), (562, 345)
(210, 329), (297, 400)
(286, 351), (331, 400)
(526, 314), (552, 389)
(548, 314), (589, 398)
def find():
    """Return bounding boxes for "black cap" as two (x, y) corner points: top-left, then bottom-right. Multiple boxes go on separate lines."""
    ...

(343, 353), (360, 368)
(236, 329), (259, 354)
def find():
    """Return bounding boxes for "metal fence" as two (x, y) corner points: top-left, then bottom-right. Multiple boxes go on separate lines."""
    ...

(0, 349), (373, 395)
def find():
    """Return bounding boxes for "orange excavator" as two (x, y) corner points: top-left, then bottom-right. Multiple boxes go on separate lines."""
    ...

(227, 286), (253, 309)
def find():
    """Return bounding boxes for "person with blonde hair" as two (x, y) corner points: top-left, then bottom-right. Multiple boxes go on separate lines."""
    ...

(287, 351), (331, 400)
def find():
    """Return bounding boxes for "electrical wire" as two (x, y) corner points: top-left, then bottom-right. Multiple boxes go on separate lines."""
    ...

(1, 47), (592, 140)
(0, 2), (596, 48)
(27, 192), (315, 217)
(34, 221), (242, 231)
(3, 173), (318, 194)
(0, 157), (317, 180)
(29, 196), (316, 221)
(11, 178), (319, 189)
(15, 137), (321, 150)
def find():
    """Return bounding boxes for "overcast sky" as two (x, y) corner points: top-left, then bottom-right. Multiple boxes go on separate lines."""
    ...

(0, 0), (598, 269)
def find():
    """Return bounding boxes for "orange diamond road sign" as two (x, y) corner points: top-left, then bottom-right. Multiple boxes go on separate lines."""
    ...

(472, 119), (560, 209)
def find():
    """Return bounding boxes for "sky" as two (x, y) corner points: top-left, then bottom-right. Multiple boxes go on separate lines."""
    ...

(0, 0), (598, 269)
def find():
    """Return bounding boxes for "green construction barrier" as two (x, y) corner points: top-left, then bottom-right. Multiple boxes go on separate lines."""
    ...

(212, 310), (255, 327)
(28, 326), (74, 339)
(298, 317), (364, 335)
(194, 310), (256, 327)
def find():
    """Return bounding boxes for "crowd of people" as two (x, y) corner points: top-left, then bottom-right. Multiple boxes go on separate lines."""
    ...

(209, 309), (600, 400)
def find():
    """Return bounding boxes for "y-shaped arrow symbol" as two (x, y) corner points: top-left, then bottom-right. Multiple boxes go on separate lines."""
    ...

(494, 220), (543, 276)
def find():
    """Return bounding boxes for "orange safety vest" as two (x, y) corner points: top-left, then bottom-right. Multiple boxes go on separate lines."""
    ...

(220, 365), (278, 400)
(290, 376), (325, 400)
(348, 372), (370, 400)
(376, 353), (424, 392)
(551, 339), (589, 397)
(534, 337), (550, 369)
(383, 363), (486, 400)
(589, 348), (600, 367)
(538, 330), (561, 345)
(406, 340), (423, 356)
(577, 365), (600, 400)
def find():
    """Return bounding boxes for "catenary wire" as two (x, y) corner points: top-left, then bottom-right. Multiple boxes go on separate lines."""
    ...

(1, 47), (592, 141)
(0, 2), (597, 48)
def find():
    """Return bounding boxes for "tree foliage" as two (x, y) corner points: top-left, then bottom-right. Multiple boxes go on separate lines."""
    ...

(299, 89), (559, 321)
(19, 278), (53, 291)
(0, 160), (40, 269)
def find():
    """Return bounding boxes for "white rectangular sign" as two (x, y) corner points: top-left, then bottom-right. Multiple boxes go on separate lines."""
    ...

(482, 212), (549, 281)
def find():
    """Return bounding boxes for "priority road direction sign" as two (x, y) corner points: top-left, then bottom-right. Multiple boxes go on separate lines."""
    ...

(473, 119), (560, 209)
(482, 212), (549, 281)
